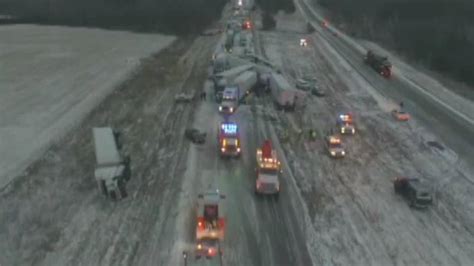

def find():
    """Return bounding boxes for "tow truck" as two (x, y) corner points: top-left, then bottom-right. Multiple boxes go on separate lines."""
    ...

(326, 135), (346, 158)
(255, 140), (281, 196)
(336, 113), (356, 135)
(196, 190), (226, 240)
(218, 122), (241, 158)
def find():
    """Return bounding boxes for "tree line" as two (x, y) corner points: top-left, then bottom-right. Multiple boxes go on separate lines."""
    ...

(319, 0), (474, 87)
(0, 0), (227, 34)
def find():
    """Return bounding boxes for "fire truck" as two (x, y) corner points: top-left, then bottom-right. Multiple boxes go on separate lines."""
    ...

(196, 190), (226, 241)
(255, 140), (281, 196)
(218, 122), (241, 157)
(336, 113), (356, 135)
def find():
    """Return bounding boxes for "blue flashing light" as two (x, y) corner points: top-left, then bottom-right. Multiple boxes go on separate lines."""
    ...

(221, 123), (238, 134)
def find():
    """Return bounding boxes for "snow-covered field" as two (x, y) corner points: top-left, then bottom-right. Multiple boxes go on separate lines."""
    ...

(0, 25), (175, 189)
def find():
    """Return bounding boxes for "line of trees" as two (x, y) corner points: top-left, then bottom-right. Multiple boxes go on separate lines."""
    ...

(255, 0), (295, 31)
(319, 0), (474, 87)
(0, 0), (227, 34)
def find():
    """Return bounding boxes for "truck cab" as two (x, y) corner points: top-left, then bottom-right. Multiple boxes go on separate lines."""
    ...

(218, 122), (241, 157)
(326, 135), (346, 158)
(365, 50), (392, 78)
(219, 86), (239, 114)
(336, 113), (356, 135)
(196, 190), (226, 240)
(93, 127), (131, 200)
(394, 177), (433, 208)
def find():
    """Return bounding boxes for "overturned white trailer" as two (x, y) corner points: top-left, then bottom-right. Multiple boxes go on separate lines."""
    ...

(93, 127), (131, 200)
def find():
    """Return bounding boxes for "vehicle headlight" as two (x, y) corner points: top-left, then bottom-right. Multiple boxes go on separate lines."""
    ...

(237, 147), (241, 153)
(341, 151), (345, 155)
(230, 107), (233, 112)
(352, 129), (355, 134)
(331, 151), (336, 156)
(197, 244), (202, 250)
(219, 106), (222, 111)
(341, 128), (345, 133)
(221, 147), (225, 152)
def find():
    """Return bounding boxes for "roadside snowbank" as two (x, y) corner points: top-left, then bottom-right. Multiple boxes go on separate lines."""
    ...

(0, 25), (175, 189)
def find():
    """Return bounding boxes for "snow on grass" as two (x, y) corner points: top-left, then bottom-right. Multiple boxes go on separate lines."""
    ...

(0, 25), (175, 189)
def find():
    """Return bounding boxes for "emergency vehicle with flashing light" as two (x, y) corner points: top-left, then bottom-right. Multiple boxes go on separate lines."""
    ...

(218, 122), (241, 157)
(255, 140), (281, 196)
(196, 190), (226, 240)
(336, 113), (356, 135)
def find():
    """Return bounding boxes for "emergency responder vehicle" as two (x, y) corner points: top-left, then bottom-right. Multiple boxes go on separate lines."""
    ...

(336, 113), (356, 135)
(218, 122), (241, 157)
(255, 140), (281, 196)
(326, 135), (346, 158)
(196, 190), (226, 240)
(195, 237), (222, 259)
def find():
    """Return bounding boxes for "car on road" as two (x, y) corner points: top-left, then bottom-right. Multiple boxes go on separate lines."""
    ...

(300, 38), (308, 47)
(392, 109), (411, 121)
(336, 113), (356, 135)
(185, 128), (206, 144)
(394, 177), (433, 208)
(296, 78), (325, 97)
(326, 135), (346, 158)
(174, 92), (195, 103)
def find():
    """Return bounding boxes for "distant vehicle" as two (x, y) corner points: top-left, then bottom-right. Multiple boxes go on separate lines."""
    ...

(196, 190), (226, 240)
(296, 78), (325, 97)
(185, 128), (206, 144)
(195, 237), (222, 259)
(174, 92), (195, 103)
(326, 135), (345, 158)
(93, 127), (131, 200)
(300, 38), (308, 47)
(364, 50), (392, 78)
(394, 177), (433, 208)
(392, 109), (411, 121)
(213, 64), (254, 102)
(336, 113), (356, 135)
(255, 140), (281, 196)
(242, 20), (252, 30)
(218, 122), (241, 157)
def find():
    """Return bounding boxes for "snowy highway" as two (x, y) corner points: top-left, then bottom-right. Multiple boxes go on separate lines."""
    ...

(1, 0), (474, 265)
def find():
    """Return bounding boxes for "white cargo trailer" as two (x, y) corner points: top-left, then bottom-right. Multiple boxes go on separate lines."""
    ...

(268, 72), (305, 111)
(93, 127), (131, 200)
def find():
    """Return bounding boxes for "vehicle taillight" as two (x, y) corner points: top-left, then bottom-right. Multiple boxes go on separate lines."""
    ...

(197, 217), (205, 230)
(208, 248), (213, 255)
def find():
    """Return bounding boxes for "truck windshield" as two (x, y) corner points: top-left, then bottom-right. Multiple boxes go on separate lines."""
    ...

(204, 205), (218, 220)
(260, 168), (278, 175)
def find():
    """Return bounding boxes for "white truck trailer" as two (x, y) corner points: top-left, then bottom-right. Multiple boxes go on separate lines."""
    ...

(213, 63), (254, 94)
(268, 72), (306, 111)
(93, 127), (131, 200)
